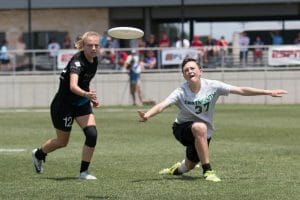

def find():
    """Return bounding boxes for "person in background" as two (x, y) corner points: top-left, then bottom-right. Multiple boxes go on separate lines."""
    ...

(100, 31), (108, 48)
(15, 35), (27, 68)
(270, 31), (283, 45)
(62, 34), (72, 49)
(48, 37), (61, 58)
(175, 36), (190, 48)
(138, 57), (287, 182)
(0, 39), (12, 71)
(146, 34), (158, 48)
(48, 37), (61, 68)
(144, 50), (157, 69)
(216, 36), (228, 55)
(159, 32), (170, 48)
(239, 32), (250, 66)
(294, 32), (300, 45)
(124, 50), (144, 106)
(253, 35), (264, 65)
(191, 35), (204, 63)
(32, 31), (101, 180)
(203, 35), (217, 64)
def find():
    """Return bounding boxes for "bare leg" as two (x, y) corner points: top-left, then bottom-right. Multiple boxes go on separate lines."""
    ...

(191, 122), (209, 165)
(130, 83), (136, 105)
(41, 129), (70, 153)
(136, 84), (144, 105)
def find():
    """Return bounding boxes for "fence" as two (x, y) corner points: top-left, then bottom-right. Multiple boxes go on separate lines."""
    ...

(0, 46), (299, 108)
(0, 45), (300, 74)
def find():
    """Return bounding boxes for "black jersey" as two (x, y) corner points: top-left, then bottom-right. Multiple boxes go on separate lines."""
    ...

(58, 51), (98, 105)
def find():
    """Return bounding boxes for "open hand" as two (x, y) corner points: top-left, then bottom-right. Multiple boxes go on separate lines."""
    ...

(271, 89), (288, 97)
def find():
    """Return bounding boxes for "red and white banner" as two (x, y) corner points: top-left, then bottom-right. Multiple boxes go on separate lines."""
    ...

(161, 48), (198, 65)
(57, 49), (77, 69)
(268, 45), (300, 66)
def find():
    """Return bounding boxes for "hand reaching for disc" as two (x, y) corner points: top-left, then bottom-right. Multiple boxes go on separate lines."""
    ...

(138, 111), (148, 122)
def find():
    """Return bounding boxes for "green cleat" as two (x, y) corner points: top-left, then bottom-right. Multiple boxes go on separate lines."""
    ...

(203, 170), (221, 182)
(159, 162), (181, 175)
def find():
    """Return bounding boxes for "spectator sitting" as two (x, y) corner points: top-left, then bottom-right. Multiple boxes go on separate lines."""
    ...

(270, 31), (283, 45)
(144, 50), (157, 69)
(191, 35), (204, 63)
(159, 32), (170, 48)
(294, 32), (300, 45)
(117, 51), (128, 69)
(48, 38), (61, 58)
(146, 34), (158, 48)
(253, 35), (264, 65)
(203, 35), (217, 63)
(175, 36), (190, 48)
(216, 36), (228, 56)
(191, 35), (203, 47)
(62, 34), (72, 49)
(216, 36), (228, 64)
(137, 37), (146, 60)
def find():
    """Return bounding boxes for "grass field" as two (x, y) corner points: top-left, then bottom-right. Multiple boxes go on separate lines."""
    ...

(0, 105), (299, 200)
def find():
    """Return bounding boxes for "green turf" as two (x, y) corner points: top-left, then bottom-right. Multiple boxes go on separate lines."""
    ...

(0, 105), (299, 200)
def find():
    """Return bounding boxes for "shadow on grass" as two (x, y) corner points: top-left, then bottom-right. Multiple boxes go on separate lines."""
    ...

(132, 175), (201, 183)
(86, 195), (113, 199)
(40, 176), (79, 181)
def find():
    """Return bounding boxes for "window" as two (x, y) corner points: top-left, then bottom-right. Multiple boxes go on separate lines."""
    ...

(23, 31), (67, 49)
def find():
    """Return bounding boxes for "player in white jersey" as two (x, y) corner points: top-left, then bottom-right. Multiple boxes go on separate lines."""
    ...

(138, 57), (287, 182)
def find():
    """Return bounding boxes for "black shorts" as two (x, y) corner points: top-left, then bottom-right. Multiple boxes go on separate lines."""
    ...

(172, 122), (211, 163)
(0, 59), (10, 64)
(50, 94), (93, 132)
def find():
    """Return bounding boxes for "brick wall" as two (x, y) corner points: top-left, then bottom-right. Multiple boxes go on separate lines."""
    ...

(0, 8), (109, 48)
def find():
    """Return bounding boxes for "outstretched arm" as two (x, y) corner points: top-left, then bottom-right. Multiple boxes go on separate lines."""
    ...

(230, 86), (287, 97)
(138, 99), (170, 122)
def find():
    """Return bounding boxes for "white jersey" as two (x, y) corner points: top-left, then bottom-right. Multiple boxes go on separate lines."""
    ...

(165, 78), (232, 138)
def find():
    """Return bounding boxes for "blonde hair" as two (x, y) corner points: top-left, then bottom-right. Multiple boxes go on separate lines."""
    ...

(74, 31), (100, 50)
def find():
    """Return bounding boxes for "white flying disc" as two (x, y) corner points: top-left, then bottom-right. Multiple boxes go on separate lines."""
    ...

(107, 27), (144, 39)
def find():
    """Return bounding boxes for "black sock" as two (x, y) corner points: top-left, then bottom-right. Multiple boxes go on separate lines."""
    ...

(202, 163), (212, 174)
(80, 161), (90, 173)
(35, 148), (47, 161)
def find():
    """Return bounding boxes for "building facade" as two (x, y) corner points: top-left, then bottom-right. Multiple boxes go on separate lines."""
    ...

(0, 0), (299, 48)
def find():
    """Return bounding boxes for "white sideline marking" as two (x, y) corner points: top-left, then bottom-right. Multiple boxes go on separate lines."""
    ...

(0, 148), (26, 152)
(0, 109), (48, 113)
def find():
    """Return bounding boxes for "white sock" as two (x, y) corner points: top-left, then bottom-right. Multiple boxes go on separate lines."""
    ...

(178, 159), (189, 174)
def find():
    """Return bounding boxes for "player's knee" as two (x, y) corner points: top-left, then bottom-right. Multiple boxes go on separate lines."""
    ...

(83, 126), (98, 148)
(191, 122), (207, 138)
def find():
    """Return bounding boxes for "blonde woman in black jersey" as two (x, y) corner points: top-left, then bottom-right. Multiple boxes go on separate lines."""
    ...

(32, 31), (101, 180)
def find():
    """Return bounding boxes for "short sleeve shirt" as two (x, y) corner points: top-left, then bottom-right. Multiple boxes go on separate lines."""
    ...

(165, 78), (232, 138)
(58, 51), (98, 105)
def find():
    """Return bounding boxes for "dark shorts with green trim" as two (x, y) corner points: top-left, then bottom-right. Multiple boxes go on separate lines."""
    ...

(50, 94), (92, 132)
(172, 121), (211, 163)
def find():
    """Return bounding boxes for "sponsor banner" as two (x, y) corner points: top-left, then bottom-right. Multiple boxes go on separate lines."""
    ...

(268, 45), (300, 66)
(161, 48), (198, 65)
(57, 49), (77, 69)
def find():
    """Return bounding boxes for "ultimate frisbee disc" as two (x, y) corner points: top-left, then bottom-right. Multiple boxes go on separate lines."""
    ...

(107, 27), (144, 39)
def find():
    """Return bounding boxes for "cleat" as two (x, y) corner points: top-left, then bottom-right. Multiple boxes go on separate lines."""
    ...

(159, 162), (181, 175)
(203, 170), (221, 182)
(78, 171), (97, 180)
(32, 148), (43, 173)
